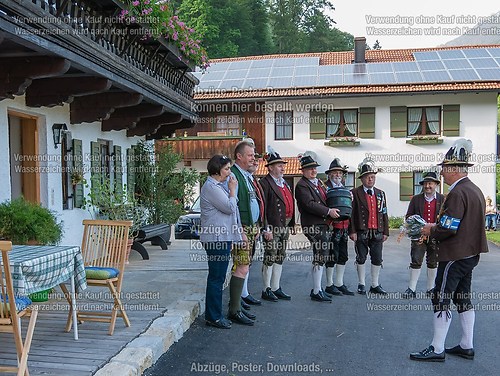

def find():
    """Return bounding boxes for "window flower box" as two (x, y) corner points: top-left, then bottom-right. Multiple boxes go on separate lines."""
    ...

(406, 136), (443, 145)
(324, 137), (360, 147)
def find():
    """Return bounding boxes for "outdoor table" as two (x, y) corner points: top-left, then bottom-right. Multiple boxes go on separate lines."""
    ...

(0, 245), (87, 340)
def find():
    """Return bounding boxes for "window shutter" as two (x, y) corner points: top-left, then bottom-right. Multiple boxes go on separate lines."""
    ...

(390, 106), (407, 138)
(358, 107), (375, 138)
(90, 141), (101, 186)
(442, 105), (460, 136)
(354, 172), (361, 188)
(72, 139), (84, 208)
(309, 111), (326, 139)
(126, 147), (136, 196)
(113, 145), (123, 194)
(400, 172), (413, 201)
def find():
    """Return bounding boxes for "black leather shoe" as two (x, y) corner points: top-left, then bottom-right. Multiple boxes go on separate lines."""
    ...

(369, 285), (388, 295)
(310, 289), (332, 302)
(445, 345), (474, 360)
(337, 285), (355, 296)
(272, 287), (291, 300)
(205, 318), (232, 329)
(228, 311), (254, 326)
(403, 287), (416, 299)
(410, 345), (445, 362)
(261, 287), (278, 302)
(242, 294), (262, 306)
(357, 284), (366, 294)
(241, 307), (256, 320)
(325, 285), (342, 296)
(240, 298), (251, 310)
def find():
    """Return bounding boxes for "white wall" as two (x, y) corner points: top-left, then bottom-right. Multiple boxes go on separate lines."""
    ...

(265, 92), (498, 217)
(0, 96), (143, 245)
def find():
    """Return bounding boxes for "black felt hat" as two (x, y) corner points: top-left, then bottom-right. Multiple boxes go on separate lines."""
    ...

(438, 139), (474, 167)
(419, 171), (440, 185)
(325, 158), (348, 174)
(299, 153), (320, 169)
(264, 146), (287, 167)
(357, 158), (378, 178)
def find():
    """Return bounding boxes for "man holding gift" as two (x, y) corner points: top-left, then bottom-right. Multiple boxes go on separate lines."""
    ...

(410, 139), (488, 362)
(349, 158), (389, 295)
(403, 171), (445, 299)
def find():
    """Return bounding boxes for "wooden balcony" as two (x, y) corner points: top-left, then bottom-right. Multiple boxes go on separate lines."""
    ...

(158, 135), (245, 160)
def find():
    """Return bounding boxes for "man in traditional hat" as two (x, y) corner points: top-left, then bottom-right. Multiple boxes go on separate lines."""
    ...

(324, 158), (355, 296)
(259, 147), (295, 302)
(348, 158), (389, 295)
(403, 171), (445, 299)
(295, 152), (340, 302)
(410, 139), (488, 362)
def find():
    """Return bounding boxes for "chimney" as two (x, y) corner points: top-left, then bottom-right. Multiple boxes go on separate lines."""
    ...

(354, 37), (366, 63)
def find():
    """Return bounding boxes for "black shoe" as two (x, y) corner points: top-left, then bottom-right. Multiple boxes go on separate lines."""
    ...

(241, 307), (256, 320)
(272, 287), (291, 300)
(445, 345), (474, 360)
(337, 285), (355, 296)
(228, 311), (255, 326)
(357, 284), (366, 294)
(403, 287), (416, 299)
(325, 285), (342, 296)
(205, 318), (232, 329)
(261, 287), (279, 302)
(410, 345), (445, 362)
(242, 294), (262, 306)
(310, 289), (332, 302)
(369, 285), (388, 295)
(240, 298), (251, 310)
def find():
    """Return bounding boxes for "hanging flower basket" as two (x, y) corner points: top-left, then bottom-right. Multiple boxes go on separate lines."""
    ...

(406, 136), (443, 145)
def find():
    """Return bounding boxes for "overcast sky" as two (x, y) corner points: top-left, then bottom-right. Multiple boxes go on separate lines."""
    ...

(331, 2), (500, 49)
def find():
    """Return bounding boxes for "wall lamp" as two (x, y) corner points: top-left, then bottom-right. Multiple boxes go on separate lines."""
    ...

(52, 123), (68, 149)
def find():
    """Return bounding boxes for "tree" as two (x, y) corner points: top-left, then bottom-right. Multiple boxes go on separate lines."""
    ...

(372, 40), (382, 50)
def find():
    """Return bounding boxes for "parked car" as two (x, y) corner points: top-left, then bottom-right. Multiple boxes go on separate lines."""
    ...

(174, 196), (200, 239)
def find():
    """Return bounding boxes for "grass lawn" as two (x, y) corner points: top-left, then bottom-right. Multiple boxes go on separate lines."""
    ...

(486, 230), (500, 245)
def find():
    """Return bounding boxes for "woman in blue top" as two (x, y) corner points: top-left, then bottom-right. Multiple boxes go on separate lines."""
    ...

(200, 155), (242, 329)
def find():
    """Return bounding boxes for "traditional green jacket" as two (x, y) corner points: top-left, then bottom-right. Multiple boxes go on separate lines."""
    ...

(231, 165), (253, 226)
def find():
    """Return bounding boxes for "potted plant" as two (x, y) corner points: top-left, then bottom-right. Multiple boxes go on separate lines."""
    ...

(0, 197), (64, 245)
(133, 140), (199, 242)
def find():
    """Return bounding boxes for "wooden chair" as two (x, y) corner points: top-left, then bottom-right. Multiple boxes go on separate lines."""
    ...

(68, 219), (132, 335)
(0, 241), (38, 376)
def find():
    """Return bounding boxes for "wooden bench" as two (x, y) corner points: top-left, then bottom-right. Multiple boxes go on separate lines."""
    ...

(131, 223), (171, 260)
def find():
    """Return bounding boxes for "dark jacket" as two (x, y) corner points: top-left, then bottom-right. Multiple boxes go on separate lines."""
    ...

(231, 165), (253, 226)
(259, 174), (295, 229)
(295, 177), (330, 227)
(406, 192), (445, 222)
(349, 186), (389, 236)
(430, 177), (488, 261)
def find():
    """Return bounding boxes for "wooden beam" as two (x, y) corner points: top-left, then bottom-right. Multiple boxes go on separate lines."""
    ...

(25, 77), (111, 107)
(101, 104), (165, 131)
(146, 118), (194, 140)
(70, 92), (143, 124)
(126, 113), (182, 136)
(0, 57), (70, 98)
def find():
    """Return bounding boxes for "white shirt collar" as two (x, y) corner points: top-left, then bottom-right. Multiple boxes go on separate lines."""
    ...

(449, 176), (467, 191)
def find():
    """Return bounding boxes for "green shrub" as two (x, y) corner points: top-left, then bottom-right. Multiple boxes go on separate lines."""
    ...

(0, 197), (63, 245)
(389, 216), (405, 229)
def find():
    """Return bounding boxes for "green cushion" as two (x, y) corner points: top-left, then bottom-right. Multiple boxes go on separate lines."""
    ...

(85, 266), (120, 280)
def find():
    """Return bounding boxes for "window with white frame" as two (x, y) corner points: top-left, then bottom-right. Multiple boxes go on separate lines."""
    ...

(275, 111), (293, 140)
(326, 109), (358, 137)
(407, 107), (441, 136)
(215, 114), (241, 135)
(344, 172), (355, 190)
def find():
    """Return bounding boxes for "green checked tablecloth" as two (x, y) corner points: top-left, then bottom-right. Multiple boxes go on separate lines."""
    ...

(4, 245), (88, 295)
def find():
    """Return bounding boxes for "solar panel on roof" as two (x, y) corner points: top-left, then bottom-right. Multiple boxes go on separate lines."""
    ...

(476, 69), (500, 80)
(224, 69), (248, 79)
(218, 79), (245, 90)
(442, 59), (472, 69)
(462, 49), (491, 58)
(393, 62), (419, 72)
(243, 77), (269, 89)
(294, 66), (318, 76)
(267, 76), (293, 88)
(448, 69), (479, 81)
(395, 71), (423, 83)
(273, 58), (297, 67)
(248, 67), (271, 79)
(251, 59), (275, 68)
(295, 57), (320, 66)
(366, 63), (393, 73)
(206, 62), (231, 72)
(438, 50), (466, 59)
(317, 75), (343, 86)
(487, 48), (500, 57)
(422, 70), (451, 82)
(229, 60), (252, 70)
(369, 73), (396, 84)
(468, 58), (499, 69)
(418, 60), (445, 71)
(414, 51), (440, 60)
(318, 65), (344, 75)
(292, 76), (318, 87)
(271, 67), (294, 77)
(343, 74), (369, 85)
(343, 64), (367, 74)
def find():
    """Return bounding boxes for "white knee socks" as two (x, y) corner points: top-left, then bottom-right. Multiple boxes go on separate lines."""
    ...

(459, 310), (475, 350)
(312, 265), (323, 294)
(334, 264), (346, 287)
(431, 311), (452, 354)
(326, 266), (334, 287)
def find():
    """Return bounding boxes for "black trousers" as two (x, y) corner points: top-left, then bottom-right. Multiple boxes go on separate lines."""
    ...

(354, 230), (383, 266)
(325, 228), (349, 267)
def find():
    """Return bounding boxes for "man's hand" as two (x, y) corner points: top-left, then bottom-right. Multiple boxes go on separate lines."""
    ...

(328, 208), (340, 219)
(349, 233), (357, 242)
(421, 223), (436, 237)
(263, 231), (273, 241)
(383, 235), (388, 242)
